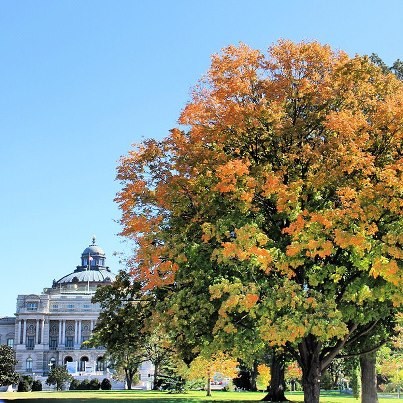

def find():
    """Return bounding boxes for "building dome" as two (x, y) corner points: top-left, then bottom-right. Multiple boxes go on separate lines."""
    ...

(82, 237), (105, 257)
(52, 236), (116, 292)
(55, 268), (115, 285)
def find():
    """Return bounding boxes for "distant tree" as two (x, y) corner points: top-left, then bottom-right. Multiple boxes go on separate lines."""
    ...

(187, 351), (238, 396)
(88, 270), (149, 389)
(0, 345), (18, 387)
(46, 366), (73, 391)
(370, 53), (402, 80)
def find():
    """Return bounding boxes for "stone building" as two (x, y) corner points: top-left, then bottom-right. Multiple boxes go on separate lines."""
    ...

(1, 238), (114, 377)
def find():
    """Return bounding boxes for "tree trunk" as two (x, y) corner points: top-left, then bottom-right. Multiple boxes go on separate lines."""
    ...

(360, 352), (378, 403)
(262, 353), (288, 401)
(206, 369), (212, 397)
(300, 336), (322, 403)
(250, 360), (258, 392)
(152, 361), (159, 390)
(125, 368), (133, 390)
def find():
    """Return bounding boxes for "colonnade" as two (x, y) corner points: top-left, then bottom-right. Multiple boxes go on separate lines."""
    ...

(17, 318), (95, 347)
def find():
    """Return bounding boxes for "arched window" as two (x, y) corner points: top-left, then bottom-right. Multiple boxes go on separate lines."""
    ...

(96, 356), (105, 371)
(79, 356), (89, 372)
(49, 357), (56, 369)
(26, 357), (33, 372)
(64, 356), (73, 364)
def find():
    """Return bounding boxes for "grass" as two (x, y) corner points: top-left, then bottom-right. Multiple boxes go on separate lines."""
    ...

(0, 390), (397, 402)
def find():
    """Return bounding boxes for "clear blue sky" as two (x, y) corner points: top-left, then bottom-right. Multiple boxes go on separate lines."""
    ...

(0, 0), (402, 316)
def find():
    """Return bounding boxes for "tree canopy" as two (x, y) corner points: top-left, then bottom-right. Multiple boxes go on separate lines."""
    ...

(116, 40), (403, 403)
(0, 345), (18, 387)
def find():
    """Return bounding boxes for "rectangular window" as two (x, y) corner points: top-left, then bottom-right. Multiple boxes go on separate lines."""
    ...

(49, 337), (58, 350)
(7, 338), (14, 347)
(65, 337), (74, 348)
(67, 304), (74, 309)
(83, 304), (90, 309)
(26, 337), (35, 350)
(26, 302), (38, 311)
(52, 304), (58, 309)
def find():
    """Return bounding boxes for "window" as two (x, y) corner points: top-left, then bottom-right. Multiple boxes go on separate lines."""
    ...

(7, 338), (14, 347)
(96, 357), (105, 371)
(26, 358), (33, 371)
(64, 356), (73, 364)
(83, 304), (90, 309)
(65, 337), (74, 348)
(79, 356), (89, 372)
(67, 304), (74, 309)
(26, 337), (34, 350)
(52, 304), (58, 309)
(26, 302), (38, 311)
(49, 337), (58, 350)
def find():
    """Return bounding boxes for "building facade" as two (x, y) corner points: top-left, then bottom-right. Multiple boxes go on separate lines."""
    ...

(1, 238), (115, 377)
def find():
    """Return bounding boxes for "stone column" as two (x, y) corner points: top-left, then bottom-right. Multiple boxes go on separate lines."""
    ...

(17, 320), (22, 344)
(36, 319), (40, 345)
(62, 320), (66, 345)
(78, 321), (82, 344)
(58, 320), (62, 344)
(41, 319), (45, 344)
(22, 320), (27, 345)
(74, 320), (77, 344)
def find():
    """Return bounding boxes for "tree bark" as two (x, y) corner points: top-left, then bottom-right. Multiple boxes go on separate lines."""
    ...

(152, 361), (159, 390)
(262, 353), (288, 401)
(250, 360), (258, 392)
(299, 336), (322, 403)
(125, 368), (133, 390)
(206, 370), (211, 397)
(360, 352), (378, 403)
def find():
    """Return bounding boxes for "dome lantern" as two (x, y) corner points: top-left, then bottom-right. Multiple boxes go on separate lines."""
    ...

(81, 236), (106, 268)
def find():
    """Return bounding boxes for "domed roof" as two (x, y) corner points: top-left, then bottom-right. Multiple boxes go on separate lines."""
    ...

(82, 236), (105, 256)
(56, 268), (116, 285)
(51, 236), (116, 290)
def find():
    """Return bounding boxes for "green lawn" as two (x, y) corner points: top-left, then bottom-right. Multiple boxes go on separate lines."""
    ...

(0, 390), (397, 402)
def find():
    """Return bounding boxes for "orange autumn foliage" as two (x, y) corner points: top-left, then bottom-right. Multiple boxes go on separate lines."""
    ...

(116, 40), (402, 401)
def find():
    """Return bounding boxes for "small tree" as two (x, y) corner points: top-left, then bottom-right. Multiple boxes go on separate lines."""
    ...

(46, 366), (73, 391)
(187, 352), (238, 396)
(256, 364), (271, 391)
(0, 345), (19, 387)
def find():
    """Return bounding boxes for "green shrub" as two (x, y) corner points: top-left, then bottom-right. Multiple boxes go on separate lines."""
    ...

(31, 380), (42, 391)
(78, 379), (91, 390)
(101, 378), (112, 390)
(17, 379), (31, 392)
(89, 378), (100, 390)
(69, 379), (80, 390)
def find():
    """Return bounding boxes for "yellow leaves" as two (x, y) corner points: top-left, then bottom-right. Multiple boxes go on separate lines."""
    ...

(370, 257), (401, 287)
(256, 364), (271, 390)
(188, 352), (239, 381)
(211, 224), (274, 272)
(333, 228), (370, 254)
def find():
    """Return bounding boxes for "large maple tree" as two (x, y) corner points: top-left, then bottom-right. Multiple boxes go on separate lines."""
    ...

(116, 40), (403, 403)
